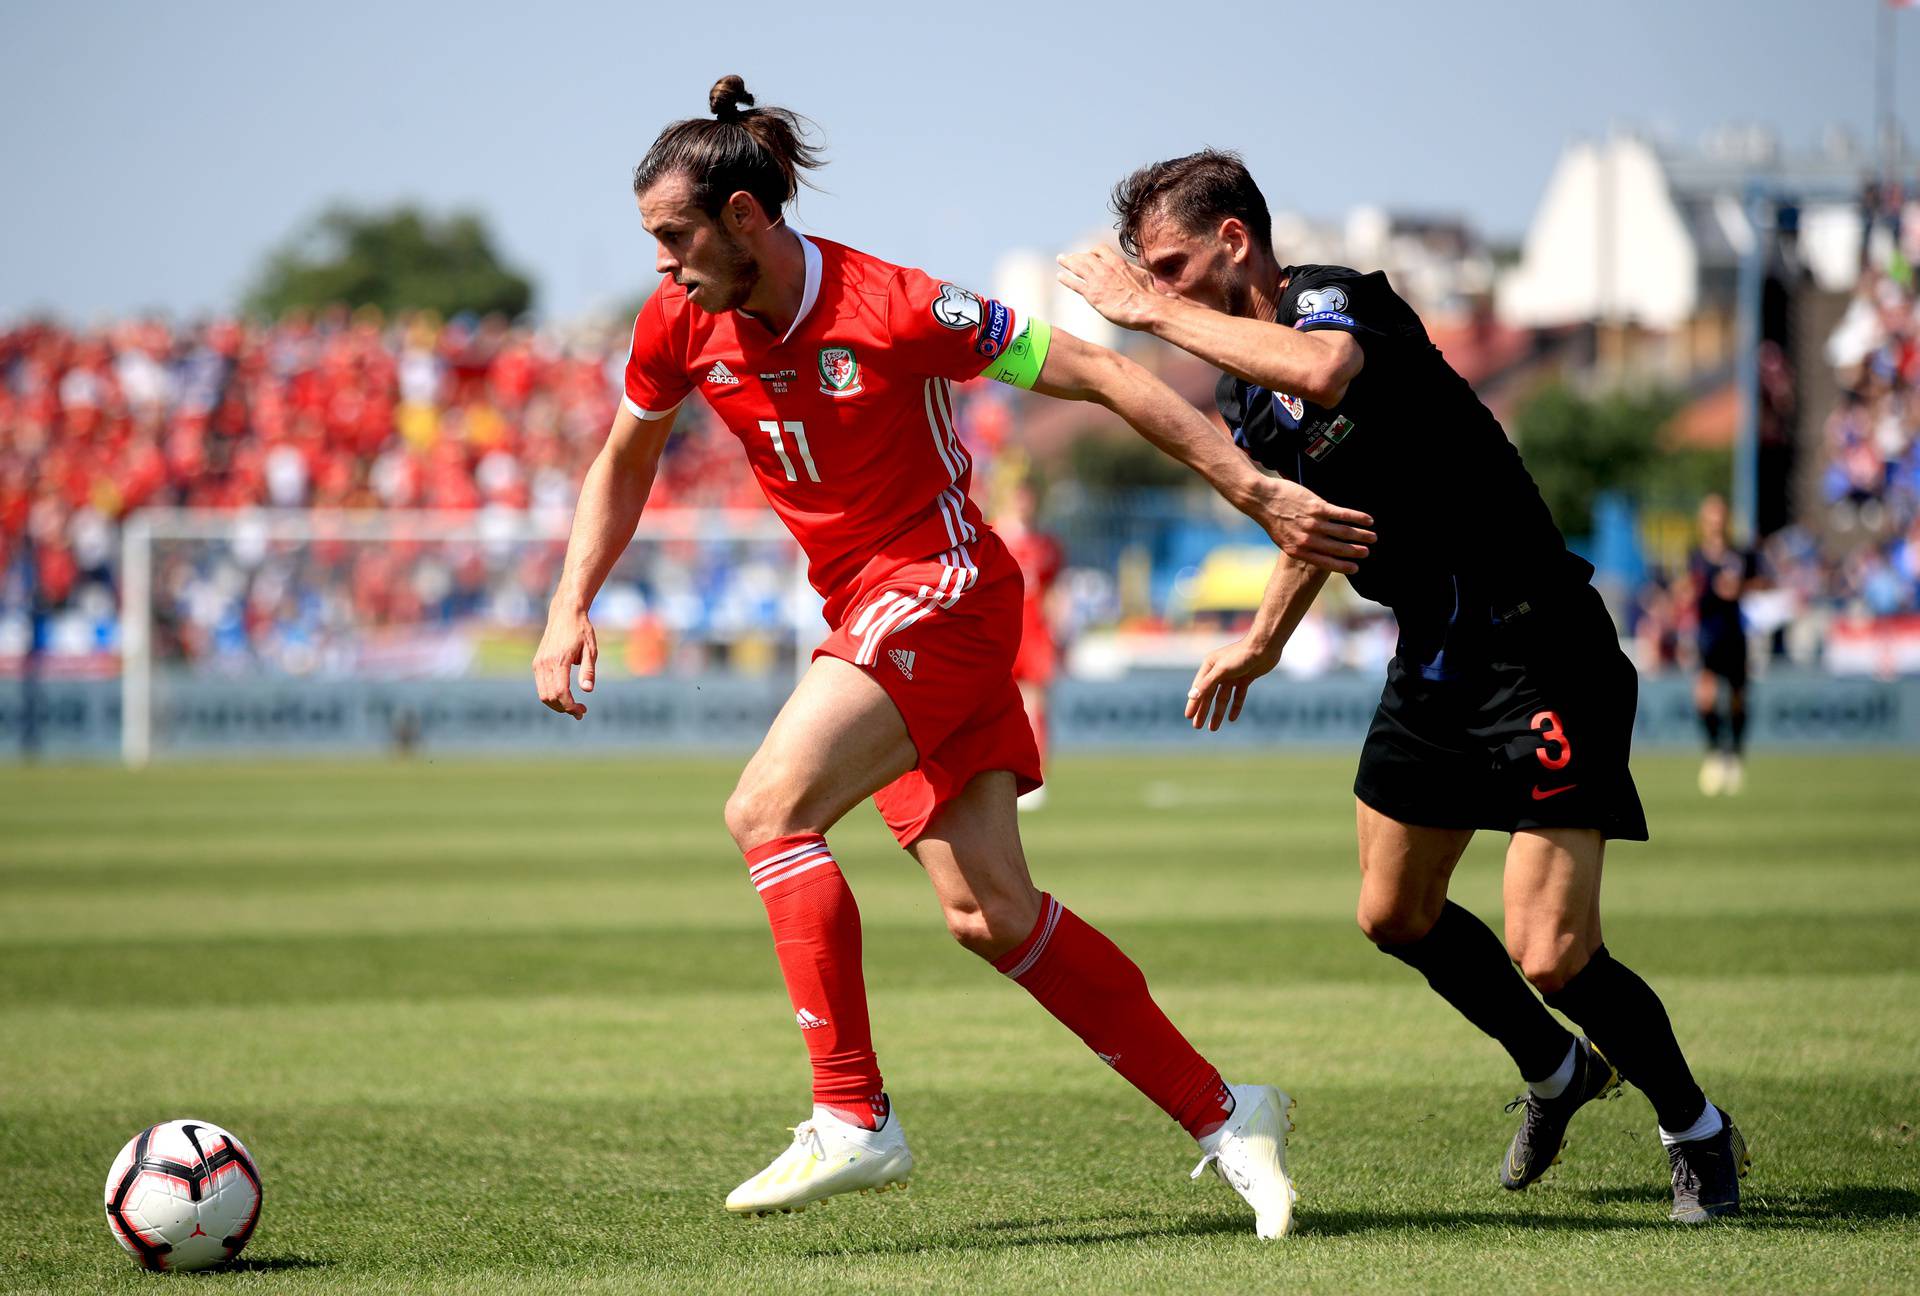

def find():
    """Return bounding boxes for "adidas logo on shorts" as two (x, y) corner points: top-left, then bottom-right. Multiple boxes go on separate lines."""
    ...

(887, 648), (915, 680)
(704, 360), (740, 386)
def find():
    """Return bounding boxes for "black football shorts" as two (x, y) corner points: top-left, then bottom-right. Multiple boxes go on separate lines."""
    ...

(1354, 584), (1649, 841)
(1699, 629), (1749, 690)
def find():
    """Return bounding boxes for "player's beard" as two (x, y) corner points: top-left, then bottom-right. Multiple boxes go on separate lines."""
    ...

(1221, 266), (1255, 320)
(700, 230), (761, 313)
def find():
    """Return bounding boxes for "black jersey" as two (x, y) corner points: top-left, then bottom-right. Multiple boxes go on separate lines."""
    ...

(1688, 546), (1756, 644)
(1216, 264), (1593, 681)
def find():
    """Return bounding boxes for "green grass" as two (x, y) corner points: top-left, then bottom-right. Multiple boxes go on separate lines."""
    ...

(2, 752), (1917, 1294)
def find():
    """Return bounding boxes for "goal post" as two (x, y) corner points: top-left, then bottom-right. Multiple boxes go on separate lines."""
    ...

(118, 507), (812, 767)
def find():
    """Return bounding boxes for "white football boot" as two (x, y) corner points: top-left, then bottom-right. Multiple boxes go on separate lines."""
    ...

(1190, 1083), (1299, 1239)
(725, 1103), (913, 1216)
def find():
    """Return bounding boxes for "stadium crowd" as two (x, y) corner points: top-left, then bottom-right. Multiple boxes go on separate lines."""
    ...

(4, 248), (1919, 678)
(1819, 261), (1920, 611)
(1624, 224), (1920, 675)
(0, 310), (811, 672)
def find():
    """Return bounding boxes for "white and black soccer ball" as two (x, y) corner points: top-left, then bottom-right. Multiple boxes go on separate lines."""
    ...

(103, 1119), (262, 1272)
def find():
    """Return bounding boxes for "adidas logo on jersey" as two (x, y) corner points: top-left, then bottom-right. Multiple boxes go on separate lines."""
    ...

(887, 648), (915, 680)
(795, 1008), (829, 1030)
(704, 361), (740, 386)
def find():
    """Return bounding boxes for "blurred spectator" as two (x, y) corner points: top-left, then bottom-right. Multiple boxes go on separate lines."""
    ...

(1620, 206), (1920, 679)
(10, 242), (1920, 683)
(1823, 267), (1919, 530)
(0, 309), (794, 674)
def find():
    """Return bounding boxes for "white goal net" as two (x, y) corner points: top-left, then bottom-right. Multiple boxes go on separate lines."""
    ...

(118, 508), (811, 765)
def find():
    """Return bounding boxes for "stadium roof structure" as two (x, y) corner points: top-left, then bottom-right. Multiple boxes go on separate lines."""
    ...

(1498, 128), (1912, 330)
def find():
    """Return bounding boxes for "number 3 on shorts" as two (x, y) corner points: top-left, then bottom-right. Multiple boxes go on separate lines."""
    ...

(1531, 710), (1571, 770)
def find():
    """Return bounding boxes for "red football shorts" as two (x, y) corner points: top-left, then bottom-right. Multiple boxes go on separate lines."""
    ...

(814, 540), (1042, 846)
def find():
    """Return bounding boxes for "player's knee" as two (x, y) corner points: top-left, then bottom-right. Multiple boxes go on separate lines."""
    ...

(942, 884), (1041, 961)
(1512, 932), (1588, 994)
(1357, 895), (1441, 947)
(723, 772), (807, 851)
(941, 900), (1001, 958)
(721, 784), (765, 850)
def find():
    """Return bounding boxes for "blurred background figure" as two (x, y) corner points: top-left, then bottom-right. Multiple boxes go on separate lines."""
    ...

(996, 477), (1066, 811)
(1687, 494), (1762, 794)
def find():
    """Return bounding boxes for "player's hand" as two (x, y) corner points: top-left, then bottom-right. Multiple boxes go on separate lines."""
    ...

(1247, 476), (1375, 575)
(1186, 637), (1280, 732)
(533, 602), (597, 720)
(1056, 246), (1165, 331)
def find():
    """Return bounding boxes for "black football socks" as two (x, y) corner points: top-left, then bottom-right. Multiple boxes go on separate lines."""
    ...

(1377, 901), (1575, 1082)
(1699, 706), (1724, 752)
(1542, 944), (1708, 1132)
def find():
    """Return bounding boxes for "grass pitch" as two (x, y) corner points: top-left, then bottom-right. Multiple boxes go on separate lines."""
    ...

(2, 750), (1916, 1293)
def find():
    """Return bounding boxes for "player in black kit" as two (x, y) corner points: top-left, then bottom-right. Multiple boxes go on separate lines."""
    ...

(1060, 151), (1749, 1222)
(1688, 494), (1760, 796)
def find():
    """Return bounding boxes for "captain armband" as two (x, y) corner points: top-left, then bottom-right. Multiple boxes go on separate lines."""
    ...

(977, 315), (1052, 390)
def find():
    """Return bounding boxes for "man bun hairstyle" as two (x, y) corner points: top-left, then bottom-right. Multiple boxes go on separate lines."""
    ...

(709, 73), (753, 119)
(1111, 149), (1273, 260)
(632, 75), (826, 220)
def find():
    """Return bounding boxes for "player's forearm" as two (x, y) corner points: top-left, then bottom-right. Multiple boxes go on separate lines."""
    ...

(550, 444), (657, 615)
(1246, 556), (1328, 663)
(1142, 296), (1357, 407)
(1083, 350), (1270, 514)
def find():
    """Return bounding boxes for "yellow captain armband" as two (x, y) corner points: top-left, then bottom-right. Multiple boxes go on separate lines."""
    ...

(978, 315), (1052, 390)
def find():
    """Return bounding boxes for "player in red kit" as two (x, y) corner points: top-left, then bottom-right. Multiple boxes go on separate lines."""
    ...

(533, 77), (1374, 1238)
(997, 481), (1066, 810)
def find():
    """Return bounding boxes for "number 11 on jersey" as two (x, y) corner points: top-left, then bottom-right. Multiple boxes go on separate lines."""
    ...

(759, 419), (821, 483)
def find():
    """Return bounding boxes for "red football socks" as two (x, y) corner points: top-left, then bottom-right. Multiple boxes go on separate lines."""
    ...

(995, 893), (1234, 1139)
(745, 833), (885, 1128)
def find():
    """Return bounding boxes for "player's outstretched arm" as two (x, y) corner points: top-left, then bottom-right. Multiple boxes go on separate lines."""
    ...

(534, 406), (676, 719)
(1187, 555), (1328, 731)
(1058, 246), (1363, 407)
(1030, 327), (1375, 574)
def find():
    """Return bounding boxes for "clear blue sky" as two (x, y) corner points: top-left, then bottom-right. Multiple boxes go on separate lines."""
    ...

(1, 0), (1912, 321)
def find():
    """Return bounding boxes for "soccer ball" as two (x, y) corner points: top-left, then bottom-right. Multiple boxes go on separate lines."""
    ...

(103, 1119), (262, 1271)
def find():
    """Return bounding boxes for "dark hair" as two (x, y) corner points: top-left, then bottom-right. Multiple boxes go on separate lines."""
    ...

(631, 75), (826, 219)
(1110, 149), (1272, 259)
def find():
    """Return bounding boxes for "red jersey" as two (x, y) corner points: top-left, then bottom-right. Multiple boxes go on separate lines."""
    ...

(1002, 525), (1063, 607)
(622, 235), (1026, 623)
(1002, 523), (1064, 682)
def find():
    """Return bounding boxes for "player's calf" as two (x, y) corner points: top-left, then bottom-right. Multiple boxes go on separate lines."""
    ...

(742, 832), (887, 1130)
(1373, 900), (1578, 1088)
